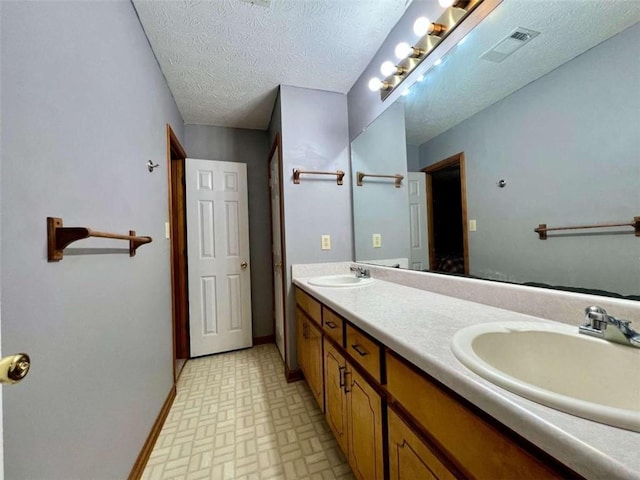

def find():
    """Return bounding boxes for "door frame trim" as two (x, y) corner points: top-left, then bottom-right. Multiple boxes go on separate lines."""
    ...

(267, 133), (288, 368)
(422, 152), (469, 275)
(166, 124), (189, 382)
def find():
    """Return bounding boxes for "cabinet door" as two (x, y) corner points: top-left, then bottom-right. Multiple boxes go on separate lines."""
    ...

(324, 339), (348, 455)
(296, 309), (307, 374)
(388, 408), (456, 480)
(307, 320), (324, 411)
(347, 365), (384, 480)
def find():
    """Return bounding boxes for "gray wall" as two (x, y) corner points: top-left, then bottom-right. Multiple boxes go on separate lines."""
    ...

(1, 2), (183, 478)
(352, 103), (410, 264)
(279, 86), (352, 369)
(406, 144), (420, 172)
(419, 24), (640, 296)
(184, 125), (273, 338)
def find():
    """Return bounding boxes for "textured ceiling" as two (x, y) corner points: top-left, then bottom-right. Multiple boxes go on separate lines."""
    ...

(133, 0), (410, 130)
(401, 1), (640, 145)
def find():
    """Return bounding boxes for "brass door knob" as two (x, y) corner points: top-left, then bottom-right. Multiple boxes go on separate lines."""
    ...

(0, 353), (31, 384)
(241, 261), (248, 270)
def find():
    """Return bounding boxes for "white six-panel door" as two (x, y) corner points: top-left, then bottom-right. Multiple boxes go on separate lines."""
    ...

(186, 158), (252, 357)
(408, 172), (429, 271)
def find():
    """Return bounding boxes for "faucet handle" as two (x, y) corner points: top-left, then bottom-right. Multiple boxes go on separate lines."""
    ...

(585, 305), (607, 316)
(584, 306), (608, 330)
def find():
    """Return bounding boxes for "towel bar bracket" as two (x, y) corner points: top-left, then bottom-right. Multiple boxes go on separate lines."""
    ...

(47, 217), (152, 261)
(534, 216), (640, 240)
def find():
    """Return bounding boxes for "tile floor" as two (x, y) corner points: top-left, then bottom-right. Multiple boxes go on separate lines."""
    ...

(142, 344), (354, 480)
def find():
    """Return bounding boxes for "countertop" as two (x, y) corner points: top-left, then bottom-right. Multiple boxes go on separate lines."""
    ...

(293, 275), (640, 480)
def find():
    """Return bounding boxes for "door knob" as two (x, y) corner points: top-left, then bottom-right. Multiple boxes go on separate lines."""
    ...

(0, 353), (31, 384)
(241, 261), (248, 270)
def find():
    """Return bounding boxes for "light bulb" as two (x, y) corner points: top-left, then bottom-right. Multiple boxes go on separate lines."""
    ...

(402, 88), (411, 96)
(434, 58), (442, 66)
(368, 77), (383, 91)
(439, 0), (454, 7)
(380, 61), (397, 77)
(413, 17), (431, 37)
(417, 74), (425, 82)
(395, 42), (412, 60)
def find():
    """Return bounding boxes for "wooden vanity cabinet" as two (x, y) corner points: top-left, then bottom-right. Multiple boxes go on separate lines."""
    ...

(386, 351), (572, 479)
(324, 339), (348, 454)
(295, 286), (576, 480)
(324, 337), (384, 480)
(388, 407), (457, 480)
(296, 307), (324, 411)
(346, 363), (384, 480)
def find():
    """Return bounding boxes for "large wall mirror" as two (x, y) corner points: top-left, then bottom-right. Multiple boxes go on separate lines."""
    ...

(352, 1), (640, 298)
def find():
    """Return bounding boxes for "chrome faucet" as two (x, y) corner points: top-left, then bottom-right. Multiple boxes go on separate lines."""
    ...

(350, 265), (370, 279)
(579, 306), (640, 348)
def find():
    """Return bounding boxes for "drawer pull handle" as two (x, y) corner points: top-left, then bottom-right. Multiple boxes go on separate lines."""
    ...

(351, 344), (368, 357)
(339, 366), (345, 388)
(326, 321), (337, 329)
(344, 370), (351, 393)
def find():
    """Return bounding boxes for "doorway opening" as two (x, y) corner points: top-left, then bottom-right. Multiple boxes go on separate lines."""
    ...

(423, 152), (469, 275)
(167, 124), (189, 381)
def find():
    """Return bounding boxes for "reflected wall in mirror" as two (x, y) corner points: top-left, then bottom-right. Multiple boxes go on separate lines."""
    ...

(352, 2), (640, 297)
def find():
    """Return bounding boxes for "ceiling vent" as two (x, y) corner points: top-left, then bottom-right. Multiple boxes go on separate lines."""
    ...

(481, 27), (540, 63)
(238, 0), (271, 7)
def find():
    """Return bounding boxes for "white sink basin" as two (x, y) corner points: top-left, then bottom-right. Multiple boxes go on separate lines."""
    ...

(307, 274), (374, 287)
(451, 321), (640, 432)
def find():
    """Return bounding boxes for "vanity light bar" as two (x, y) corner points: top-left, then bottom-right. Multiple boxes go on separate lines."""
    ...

(376, 0), (484, 101)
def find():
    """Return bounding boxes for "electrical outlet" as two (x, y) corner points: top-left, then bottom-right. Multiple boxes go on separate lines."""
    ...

(469, 219), (477, 232)
(372, 233), (382, 248)
(321, 235), (331, 250)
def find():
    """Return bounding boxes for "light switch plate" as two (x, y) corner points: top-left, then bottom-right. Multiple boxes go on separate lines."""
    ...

(469, 219), (477, 232)
(372, 233), (382, 248)
(321, 235), (331, 250)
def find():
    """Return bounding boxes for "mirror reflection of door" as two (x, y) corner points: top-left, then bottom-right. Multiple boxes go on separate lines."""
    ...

(424, 152), (469, 275)
(407, 172), (428, 271)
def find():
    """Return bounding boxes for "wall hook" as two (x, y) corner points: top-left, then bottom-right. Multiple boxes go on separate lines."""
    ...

(497, 179), (507, 188)
(147, 160), (160, 173)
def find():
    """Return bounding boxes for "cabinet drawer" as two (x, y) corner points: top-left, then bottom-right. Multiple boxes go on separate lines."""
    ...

(295, 287), (321, 326)
(346, 324), (381, 383)
(322, 307), (344, 345)
(386, 351), (567, 479)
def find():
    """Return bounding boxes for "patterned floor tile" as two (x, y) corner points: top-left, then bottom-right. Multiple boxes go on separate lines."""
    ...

(142, 344), (354, 480)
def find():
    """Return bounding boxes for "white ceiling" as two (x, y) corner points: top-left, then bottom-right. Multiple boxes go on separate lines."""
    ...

(401, 1), (640, 145)
(133, 0), (410, 130)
